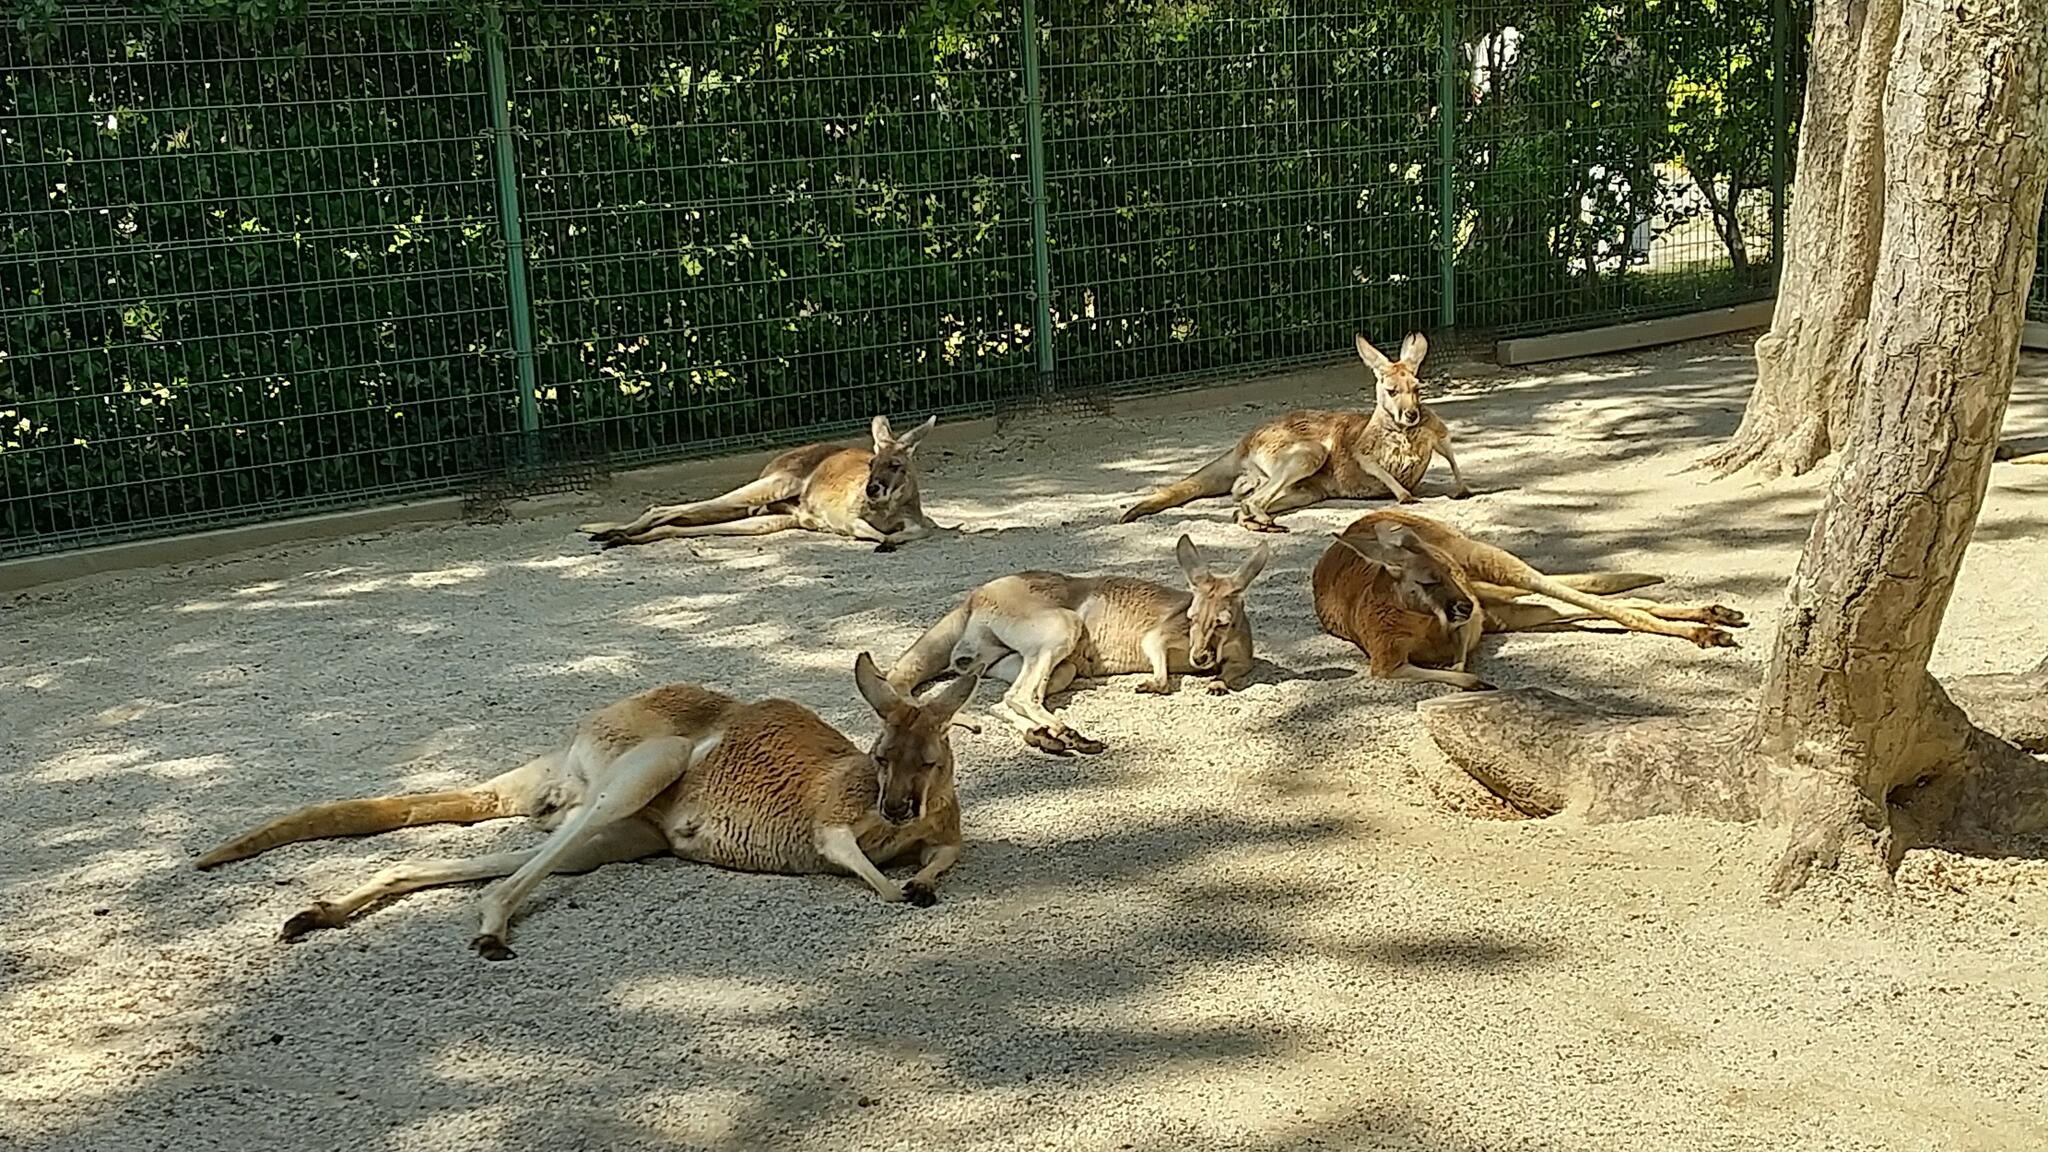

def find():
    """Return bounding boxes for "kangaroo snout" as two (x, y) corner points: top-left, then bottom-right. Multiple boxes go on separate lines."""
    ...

(866, 482), (887, 501)
(882, 796), (919, 824)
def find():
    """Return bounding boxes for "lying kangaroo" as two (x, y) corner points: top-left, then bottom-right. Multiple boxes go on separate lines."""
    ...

(1311, 510), (1744, 690)
(889, 535), (1270, 755)
(1120, 333), (1470, 532)
(194, 654), (981, 960)
(581, 415), (943, 552)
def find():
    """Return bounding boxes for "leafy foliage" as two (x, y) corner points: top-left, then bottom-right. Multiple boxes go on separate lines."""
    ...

(5, 0), (1985, 556)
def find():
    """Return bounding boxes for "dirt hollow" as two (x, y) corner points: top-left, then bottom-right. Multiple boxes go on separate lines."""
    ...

(4, 337), (2047, 1152)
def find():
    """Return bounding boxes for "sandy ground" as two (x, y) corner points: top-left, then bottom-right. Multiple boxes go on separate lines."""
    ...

(4, 337), (2047, 1152)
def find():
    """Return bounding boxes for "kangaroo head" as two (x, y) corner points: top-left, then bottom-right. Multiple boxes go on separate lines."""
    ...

(1328, 523), (1472, 634)
(854, 650), (978, 826)
(863, 414), (937, 513)
(1175, 534), (1270, 672)
(1355, 332), (1429, 430)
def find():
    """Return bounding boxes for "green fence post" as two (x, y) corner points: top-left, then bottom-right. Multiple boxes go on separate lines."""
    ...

(1769, 0), (1789, 287)
(1021, 0), (1055, 389)
(484, 4), (541, 446)
(1435, 0), (1457, 330)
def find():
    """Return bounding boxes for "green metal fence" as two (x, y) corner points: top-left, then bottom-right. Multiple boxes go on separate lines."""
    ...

(0, 1), (2032, 559)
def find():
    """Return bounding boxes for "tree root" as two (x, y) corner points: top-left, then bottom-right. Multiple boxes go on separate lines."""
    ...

(1945, 656), (2048, 752)
(1419, 684), (2048, 897)
(1416, 690), (1753, 822)
(1695, 410), (1833, 481)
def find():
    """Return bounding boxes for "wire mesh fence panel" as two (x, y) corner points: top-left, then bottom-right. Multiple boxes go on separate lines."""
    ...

(2034, 214), (2048, 324)
(1452, 2), (1783, 336)
(0, 6), (519, 558)
(505, 2), (1036, 466)
(1040, 1), (1441, 396)
(7, 1), (2033, 561)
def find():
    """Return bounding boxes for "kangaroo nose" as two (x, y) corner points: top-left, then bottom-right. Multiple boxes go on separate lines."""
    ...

(1401, 411), (1422, 428)
(866, 483), (886, 500)
(883, 798), (917, 823)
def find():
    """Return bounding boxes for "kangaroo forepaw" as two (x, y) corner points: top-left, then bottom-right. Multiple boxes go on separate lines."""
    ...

(902, 880), (938, 908)
(471, 934), (517, 962)
(1691, 627), (1739, 649)
(1236, 515), (1289, 534)
(1204, 679), (1234, 696)
(873, 540), (899, 554)
(1135, 679), (1171, 695)
(279, 901), (343, 942)
(1701, 605), (1747, 627)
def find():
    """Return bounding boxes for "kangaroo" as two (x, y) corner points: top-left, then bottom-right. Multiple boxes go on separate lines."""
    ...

(1119, 333), (1471, 532)
(193, 654), (981, 960)
(1311, 510), (1745, 691)
(581, 415), (943, 552)
(888, 535), (1270, 755)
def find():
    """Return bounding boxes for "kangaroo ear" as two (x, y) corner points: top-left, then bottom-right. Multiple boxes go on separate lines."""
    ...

(1398, 331), (1429, 368)
(1231, 541), (1271, 591)
(1329, 531), (1409, 578)
(1354, 333), (1391, 370)
(854, 652), (903, 717)
(1175, 534), (1211, 584)
(922, 660), (982, 724)
(895, 414), (937, 452)
(870, 415), (896, 452)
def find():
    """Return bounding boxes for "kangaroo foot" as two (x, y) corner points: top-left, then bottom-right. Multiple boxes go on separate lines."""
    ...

(471, 934), (517, 962)
(279, 901), (344, 942)
(1024, 727), (1106, 756)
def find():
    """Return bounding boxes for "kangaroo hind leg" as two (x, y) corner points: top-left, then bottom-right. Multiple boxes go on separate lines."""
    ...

(279, 819), (666, 943)
(988, 611), (1101, 756)
(1236, 443), (1327, 532)
(584, 475), (799, 542)
(472, 733), (712, 960)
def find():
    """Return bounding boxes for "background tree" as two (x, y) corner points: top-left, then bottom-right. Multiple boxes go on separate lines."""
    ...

(1423, 0), (2048, 897)
(1698, 0), (1897, 478)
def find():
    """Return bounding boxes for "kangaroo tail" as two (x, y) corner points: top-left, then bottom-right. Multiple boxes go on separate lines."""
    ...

(193, 756), (550, 870)
(1118, 448), (1241, 523)
(887, 599), (976, 696)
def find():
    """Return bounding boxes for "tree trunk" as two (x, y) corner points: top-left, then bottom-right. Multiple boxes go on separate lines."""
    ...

(1698, 0), (1901, 479)
(1426, 0), (2048, 898)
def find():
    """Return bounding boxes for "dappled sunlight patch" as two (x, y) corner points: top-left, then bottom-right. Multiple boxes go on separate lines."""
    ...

(515, 553), (596, 571)
(402, 564), (492, 590)
(32, 743), (154, 783)
(92, 698), (176, 728)
(514, 651), (644, 681)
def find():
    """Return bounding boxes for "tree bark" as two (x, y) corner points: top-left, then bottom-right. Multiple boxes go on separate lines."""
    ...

(1698, 0), (1902, 479)
(1428, 0), (2048, 898)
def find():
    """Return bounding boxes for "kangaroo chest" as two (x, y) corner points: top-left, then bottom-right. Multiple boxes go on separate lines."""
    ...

(652, 786), (942, 875)
(1325, 423), (1435, 496)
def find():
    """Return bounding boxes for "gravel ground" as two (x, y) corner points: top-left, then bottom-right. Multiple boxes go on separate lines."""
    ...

(4, 337), (2047, 1152)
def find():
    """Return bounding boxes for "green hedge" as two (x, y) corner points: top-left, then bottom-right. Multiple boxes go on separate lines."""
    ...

(0, 1), (1875, 556)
